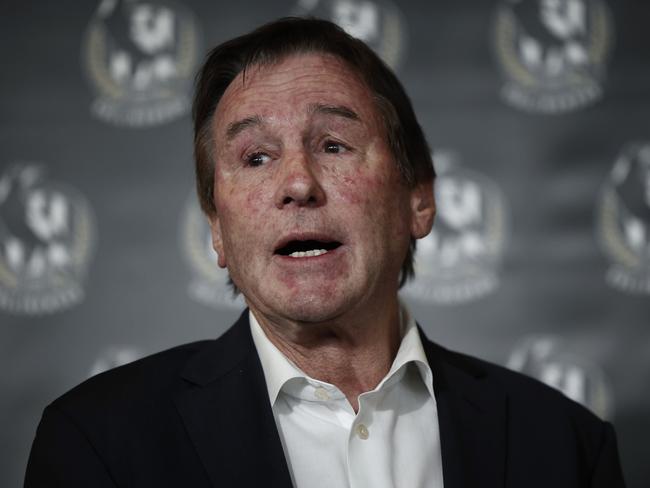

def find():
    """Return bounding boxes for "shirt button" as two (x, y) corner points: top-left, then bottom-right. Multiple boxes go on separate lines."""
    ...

(355, 423), (369, 440)
(314, 387), (330, 401)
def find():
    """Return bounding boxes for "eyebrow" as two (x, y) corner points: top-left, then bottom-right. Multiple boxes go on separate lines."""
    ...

(308, 103), (360, 121)
(225, 115), (263, 141)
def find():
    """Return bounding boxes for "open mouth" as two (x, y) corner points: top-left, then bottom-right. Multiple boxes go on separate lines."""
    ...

(275, 239), (342, 258)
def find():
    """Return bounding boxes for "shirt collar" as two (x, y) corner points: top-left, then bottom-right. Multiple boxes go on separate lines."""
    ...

(249, 310), (305, 405)
(249, 304), (435, 406)
(383, 305), (435, 398)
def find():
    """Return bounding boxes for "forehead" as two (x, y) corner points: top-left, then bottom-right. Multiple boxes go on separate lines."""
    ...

(213, 52), (380, 134)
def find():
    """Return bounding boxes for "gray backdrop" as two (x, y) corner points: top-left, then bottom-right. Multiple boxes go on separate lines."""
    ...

(1, 0), (649, 486)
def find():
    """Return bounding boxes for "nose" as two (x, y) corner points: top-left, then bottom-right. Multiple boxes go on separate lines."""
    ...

(273, 151), (326, 209)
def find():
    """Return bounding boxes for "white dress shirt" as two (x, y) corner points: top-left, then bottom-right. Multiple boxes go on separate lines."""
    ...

(249, 307), (444, 488)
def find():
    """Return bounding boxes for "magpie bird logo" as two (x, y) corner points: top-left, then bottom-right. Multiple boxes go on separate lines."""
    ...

(83, 0), (200, 127)
(0, 164), (95, 314)
(89, 345), (144, 377)
(180, 191), (244, 310)
(403, 151), (509, 305)
(597, 143), (650, 294)
(493, 0), (613, 113)
(293, 0), (407, 69)
(508, 334), (613, 419)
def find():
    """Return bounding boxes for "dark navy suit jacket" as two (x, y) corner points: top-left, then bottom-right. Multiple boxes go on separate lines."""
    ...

(25, 310), (626, 487)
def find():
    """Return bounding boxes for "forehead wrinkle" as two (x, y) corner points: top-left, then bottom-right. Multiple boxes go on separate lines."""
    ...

(308, 103), (361, 123)
(215, 53), (381, 146)
(226, 115), (264, 141)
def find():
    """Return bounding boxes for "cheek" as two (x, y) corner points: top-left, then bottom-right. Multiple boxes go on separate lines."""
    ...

(211, 198), (251, 258)
(337, 169), (387, 207)
(244, 186), (265, 214)
(335, 170), (408, 248)
(215, 173), (266, 220)
(348, 171), (410, 234)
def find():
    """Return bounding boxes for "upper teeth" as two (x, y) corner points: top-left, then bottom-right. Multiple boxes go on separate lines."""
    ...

(289, 249), (328, 258)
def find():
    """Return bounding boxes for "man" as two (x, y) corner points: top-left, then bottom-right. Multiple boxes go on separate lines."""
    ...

(25, 17), (625, 488)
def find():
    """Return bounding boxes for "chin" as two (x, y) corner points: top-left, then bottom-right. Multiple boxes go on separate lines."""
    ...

(263, 285), (357, 324)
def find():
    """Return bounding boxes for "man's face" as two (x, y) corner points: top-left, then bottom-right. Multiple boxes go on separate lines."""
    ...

(209, 52), (433, 323)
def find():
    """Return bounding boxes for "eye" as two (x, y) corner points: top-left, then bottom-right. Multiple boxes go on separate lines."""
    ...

(245, 152), (271, 167)
(323, 140), (348, 154)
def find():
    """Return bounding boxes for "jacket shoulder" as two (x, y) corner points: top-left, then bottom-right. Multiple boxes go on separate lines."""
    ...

(50, 339), (212, 419)
(432, 343), (625, 485)
(434, 342), (606, 427)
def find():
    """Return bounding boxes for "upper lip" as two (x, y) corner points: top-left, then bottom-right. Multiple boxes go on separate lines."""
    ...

(273, 231), (344, 254)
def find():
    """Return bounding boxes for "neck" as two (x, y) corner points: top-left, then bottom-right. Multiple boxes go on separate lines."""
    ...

(250, 296), (402, 412)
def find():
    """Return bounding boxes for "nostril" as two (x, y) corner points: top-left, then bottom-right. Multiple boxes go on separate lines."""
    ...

(275, 175), (326, 208)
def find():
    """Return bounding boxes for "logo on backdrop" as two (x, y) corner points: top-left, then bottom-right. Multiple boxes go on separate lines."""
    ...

(402, 151), (509, 305)
(180, 192), (244, 310)
(89, 345), (144, 377)
(596, 142), (650, 295)
(508, 334), (613, 419)
(83, 0), (201, 127)
(493, 0), (613, 113)
(293, 0), (407, 69)
(0, 164), (96, 314)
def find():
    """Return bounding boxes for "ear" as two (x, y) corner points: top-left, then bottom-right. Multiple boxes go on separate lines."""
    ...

(409, 179), (436, 239)
(208, 215), (228, 268)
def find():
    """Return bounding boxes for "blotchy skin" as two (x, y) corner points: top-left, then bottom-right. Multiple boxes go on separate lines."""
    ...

(208, 53), (435, 407)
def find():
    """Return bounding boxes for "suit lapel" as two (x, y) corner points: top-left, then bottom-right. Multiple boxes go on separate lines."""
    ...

(174, 311), (293, 488)
(421, 331), (508, 488)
